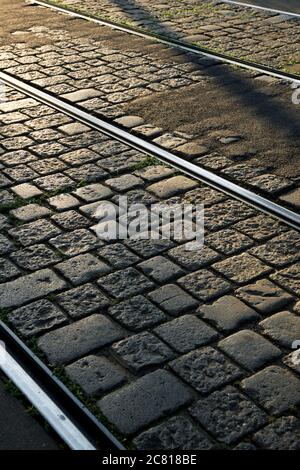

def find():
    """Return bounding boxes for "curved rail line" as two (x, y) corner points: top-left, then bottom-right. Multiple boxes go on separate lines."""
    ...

(0, 71), (299, 230)
(30, 0), (300, 85)
(0, 321), (125, 450)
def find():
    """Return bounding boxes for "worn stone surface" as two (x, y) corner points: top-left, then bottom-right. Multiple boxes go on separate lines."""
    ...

(138, 255), (184, 283)
(236, 279), (293, 315)
(112, 332), (174, 372)
(38, 314), (124, 364)
(98, 267), (154, 299)
(219, 330), (281, 371)
(8, 299), (67, 338)
(134, 416), (214, 450)
(98, 370), (192, 435)
(270, 263), (300, 296)
(155, 315), (218, 353)
(259, 311), (300, 349)
(65, 355), (126, 396)
(178, 269), (231, 301)
(109, 295), (167, 331)
(170, 347), (242, 394)
(148, 284), (198, 316)
(148, 176), (197, 198)
(253, 416), (300, 450)
(56, 283), (110, 318)
(189, 386), (267, 445)
(0, 269), (66, 308)
(55, 253), (111, 285)
(198, 295), (260, 333)
(168, 244), (220, 270)
(241, 366), (300, 415)
(213, 253), (272, 285)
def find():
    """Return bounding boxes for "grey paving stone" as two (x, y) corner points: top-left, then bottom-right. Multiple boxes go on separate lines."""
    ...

(115, 115), (144, 128)
(109, 295), (167, 331)
(98, 267), (154, 299)
(106, 174), (143, 192)
(61, 149), (100, 166)
(56, 283), (110, 319)
(168, 244), (220, 270)
(0, 149), (36, 166)
(206, 229), (253, 256)
(65, 163), (108, 183)
(283, 351), (300, 375)
(49, 229), (100, 256)
(198, 295), (260, 332)
(10, 244), (61, 271)
(125, 237), (174, 258)
(55, 253), (111, 286)
(218, 330), (281, 371)
(178, 269), (231, 301)
(0, 268), (67, 308)
(10, 203), (51, 222)
(50, 210), (90, 231)
(213, 253), (272, 285)
(38, 314), (124, 365)
(97, 243), (141, 269)
(253, 416), (300, 450)
(8, 219), (61, 247)
(0, 190), (15, 208)
(155, 315), (218, 353)
(4, 164), (38, 183)
(34, 173), (75, 193)
(170, 347), (242, 394)
(135, 165), (174, 182)
(0, 257), (20, 282)
(259, 311), (300, 349)
(279, 188), (300, 210)
(148, 284), (198, 316)
(8, 299), (67, 338)
(74, 183), (113, 202)
(11, 183), (42, 199)
(204, 200), (256, 231)
(134, 416), (214, 450)
(98, 370), (192, 435)
(65, 355), (126, 396)
(250, 231), (300, 267)
(0, 234), (15, 255)
(148, 176), (198, 198)
(58, 122), (90, 135)
(112, 332), (175, 372)
(61, 88), (101, 102)
(189, 386), (267, 445)
(138, 256), (184, 283)
(48, 193), (80, 211)
(236, 279), (293, 315)
(241, 366), (300, 415)
(234, 215), (287, 241)
(270, 263), (300, 296)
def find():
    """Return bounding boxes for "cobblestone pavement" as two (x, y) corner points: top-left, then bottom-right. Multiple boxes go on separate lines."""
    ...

(46, 0), (300, 73)
(1, 1), (300, 210)
(0, 84), (299, 449)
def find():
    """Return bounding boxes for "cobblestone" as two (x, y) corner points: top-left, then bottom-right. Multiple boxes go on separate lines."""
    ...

(155, 315), (218, 353)
(10, 203), (52, 222)
(109, 295), (167, 331)
(253, 416), (300, 450)
(134, 416), (214, 450)
(56, 283), (110, 319)
(55, 253), (111, 286)
(170, 347), (242, 394)
(198, 295), (260, 333)
(178, 269), (231, 301)
(10, 244), (61, 271)
(259, 311), (300, 349)
(168, 244), (220, 270)
(189, 386), (267, 445)
(218, 330), (281, 372)
(98, 267), (154, 299)
(8, 299), (67, 338)
(270, 263), (300, 296)
(0, 268), (67, 309)
(236, 279), (293, 315)
(213, 253), (272, 285)
(65, 355), (126, 396)
(112, 332), (174, 372)
(241, 366), (300, 415)
(49, 229), (100, 256)
(138, 256), (184, 283)
(38, 314), (124, 364)
(98, 370), (192, 435)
